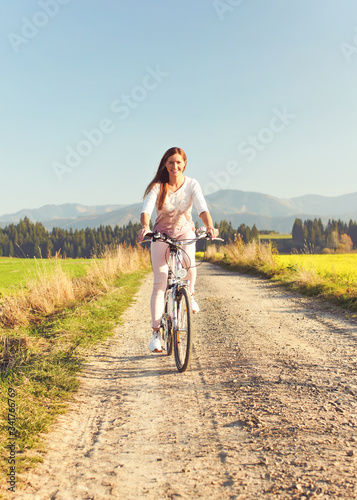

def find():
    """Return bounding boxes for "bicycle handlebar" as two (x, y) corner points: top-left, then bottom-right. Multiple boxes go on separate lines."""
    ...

(141, 231), (224, 245)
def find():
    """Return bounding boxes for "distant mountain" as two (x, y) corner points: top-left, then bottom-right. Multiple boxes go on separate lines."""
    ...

(40, 203), (143, 231)
(0, 191), (356, 234)
(282, 192), (357, 218)
(204, 190), (357, 231)
(0, 203), (124, 225)
(207, 190), (298, 217)
(206, 190), (357, 219)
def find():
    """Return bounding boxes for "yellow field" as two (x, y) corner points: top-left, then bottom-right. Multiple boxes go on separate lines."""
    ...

(275, 253), (357, 285)
(259, 233), (292, 240)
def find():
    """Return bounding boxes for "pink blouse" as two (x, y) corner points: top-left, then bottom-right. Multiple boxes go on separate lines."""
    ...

(141, 177), (208, 237)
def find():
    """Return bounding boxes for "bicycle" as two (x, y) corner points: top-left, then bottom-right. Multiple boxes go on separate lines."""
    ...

(143, 229), (224, 372)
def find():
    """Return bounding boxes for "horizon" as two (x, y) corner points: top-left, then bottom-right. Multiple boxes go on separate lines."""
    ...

(1, 187), (357, 218)
(2, 1), (357, 214)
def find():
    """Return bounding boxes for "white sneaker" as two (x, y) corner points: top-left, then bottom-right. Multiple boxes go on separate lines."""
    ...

(149, 330), (162, 352)
(191, 296), (200, 313)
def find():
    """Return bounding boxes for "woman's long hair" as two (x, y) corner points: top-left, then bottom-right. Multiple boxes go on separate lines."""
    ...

(144, 147), (187, 210)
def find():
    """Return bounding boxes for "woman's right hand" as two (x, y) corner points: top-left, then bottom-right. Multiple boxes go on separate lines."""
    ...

(138, 225), (150, 242)
(206, 226), (219, 238)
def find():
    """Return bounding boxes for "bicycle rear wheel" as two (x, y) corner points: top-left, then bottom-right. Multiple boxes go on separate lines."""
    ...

(174, 287), (192, 372)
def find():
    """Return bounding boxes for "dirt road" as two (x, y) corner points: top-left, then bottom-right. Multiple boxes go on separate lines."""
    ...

(16, 262), (357, 499)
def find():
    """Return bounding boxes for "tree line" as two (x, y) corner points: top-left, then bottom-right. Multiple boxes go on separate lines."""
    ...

(0, 217), (355, 258)
(0, 218), (261, 258)
(0, 217), (141, 258)
(292, 218), (357, 252)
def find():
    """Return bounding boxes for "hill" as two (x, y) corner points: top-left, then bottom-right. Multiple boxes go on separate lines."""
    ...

(0, 190), (356, 233)
(0, 203), (124, 225)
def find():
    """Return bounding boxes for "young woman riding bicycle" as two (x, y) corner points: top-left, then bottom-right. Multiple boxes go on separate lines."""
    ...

(138, 146), (219, 353)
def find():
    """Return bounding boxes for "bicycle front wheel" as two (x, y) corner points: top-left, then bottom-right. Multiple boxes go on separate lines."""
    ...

(174, 287), (192, 372)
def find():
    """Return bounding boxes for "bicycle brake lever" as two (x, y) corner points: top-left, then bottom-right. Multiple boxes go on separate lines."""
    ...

(195, 227), (207, 236)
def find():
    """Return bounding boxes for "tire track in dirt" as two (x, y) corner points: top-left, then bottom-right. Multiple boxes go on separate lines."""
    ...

(14, 263), (357, 499)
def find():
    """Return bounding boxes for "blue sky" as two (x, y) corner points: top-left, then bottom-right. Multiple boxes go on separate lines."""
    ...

(1, 0), (357, 215)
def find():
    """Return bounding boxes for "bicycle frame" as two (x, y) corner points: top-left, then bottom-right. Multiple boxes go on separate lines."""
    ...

(165, 244), (189, 334)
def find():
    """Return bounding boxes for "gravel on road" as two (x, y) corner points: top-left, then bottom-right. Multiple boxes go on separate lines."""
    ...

(14, 262), (357, 499)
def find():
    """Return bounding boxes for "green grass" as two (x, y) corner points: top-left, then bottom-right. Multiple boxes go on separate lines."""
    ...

(0, 258), (91, 294)
(0, 268), (150, 491)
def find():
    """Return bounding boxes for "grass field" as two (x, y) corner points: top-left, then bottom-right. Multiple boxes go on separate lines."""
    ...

(0, 258), (92, 293)
(200, 242), (357, 311)
(275, 253), (357, 285)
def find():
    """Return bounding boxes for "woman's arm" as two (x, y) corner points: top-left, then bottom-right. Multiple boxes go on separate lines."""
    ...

(138, 212), (151, 242)
(191, 179), (218, 237)
(138, 184), (159, 242)
(199, 211), (219, 238)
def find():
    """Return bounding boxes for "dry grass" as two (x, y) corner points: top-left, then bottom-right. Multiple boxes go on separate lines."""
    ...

(0, 244), (151, 487)
(0, 261), (151, 490)
(205, 236), (276, 272)
(203, 237), (357, 311)
(0, 245), (150, 329)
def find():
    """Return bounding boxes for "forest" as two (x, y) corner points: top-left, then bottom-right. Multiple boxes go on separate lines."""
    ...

(291, 218), (357, 253)
(0, 216), (355, 258)
(0, 218), (140, 258)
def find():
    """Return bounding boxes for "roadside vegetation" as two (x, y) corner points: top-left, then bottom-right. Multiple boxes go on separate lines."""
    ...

(198, 237), (357, 312)
(0, 258), (91, 294)
(0, 245), (151, 489)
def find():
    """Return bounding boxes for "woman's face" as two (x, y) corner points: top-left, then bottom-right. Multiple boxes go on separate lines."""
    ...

(165, 153), (186, 178)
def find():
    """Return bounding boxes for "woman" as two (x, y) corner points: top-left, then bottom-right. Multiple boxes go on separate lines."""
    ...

(138, 147), (218, 352)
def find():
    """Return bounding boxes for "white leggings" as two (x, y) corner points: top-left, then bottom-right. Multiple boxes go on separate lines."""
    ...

(150, 229), (196, 329)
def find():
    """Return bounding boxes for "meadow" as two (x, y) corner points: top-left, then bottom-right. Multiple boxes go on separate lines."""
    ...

(275, 253), (357, 286)
(0, 257), (91, 294)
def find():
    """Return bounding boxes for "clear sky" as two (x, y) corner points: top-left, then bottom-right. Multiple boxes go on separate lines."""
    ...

(1, 0), (357, 215)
